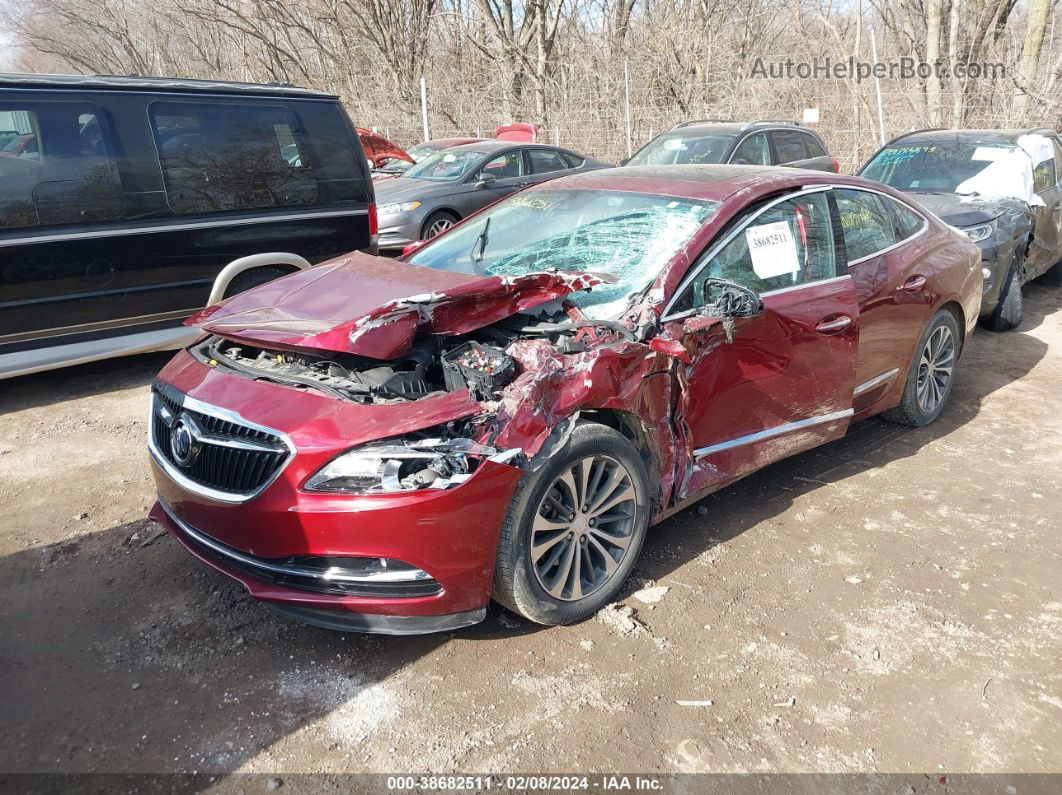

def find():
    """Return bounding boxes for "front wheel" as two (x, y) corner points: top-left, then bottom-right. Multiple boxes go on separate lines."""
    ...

(493, 423), (650, 625)
(422, 210), (458, 240)
(982, 265), (1023, 331)
(882, 309), (961, 427)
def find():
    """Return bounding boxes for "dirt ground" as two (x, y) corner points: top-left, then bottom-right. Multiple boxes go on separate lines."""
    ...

(1, 283), (1060, 780)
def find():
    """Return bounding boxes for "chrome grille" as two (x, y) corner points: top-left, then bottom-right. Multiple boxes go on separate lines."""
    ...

(150, 385), (292, 501)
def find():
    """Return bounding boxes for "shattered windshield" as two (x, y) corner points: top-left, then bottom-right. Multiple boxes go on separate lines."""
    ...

(860, 142), (1021, 193)
(407, 189), (718, 318)
(404, 149), (486, 181)
(627, 133), (735, 166)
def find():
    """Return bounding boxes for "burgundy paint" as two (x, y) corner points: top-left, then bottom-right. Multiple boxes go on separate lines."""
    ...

(151, 166), (982, 626)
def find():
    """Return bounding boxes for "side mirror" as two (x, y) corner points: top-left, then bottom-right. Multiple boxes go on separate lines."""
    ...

(476, 173), (497, 188)
(697, 279), (764, 343)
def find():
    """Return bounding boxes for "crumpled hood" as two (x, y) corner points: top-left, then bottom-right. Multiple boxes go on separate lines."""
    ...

(188, 251), (608, 360)
(911, 192), (1027, 228)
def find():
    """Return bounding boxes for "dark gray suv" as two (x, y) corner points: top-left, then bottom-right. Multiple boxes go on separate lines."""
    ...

(622, 120), (838, 172)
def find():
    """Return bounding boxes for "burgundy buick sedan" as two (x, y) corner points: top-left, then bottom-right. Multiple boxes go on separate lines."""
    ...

(148, 165), (982, 634)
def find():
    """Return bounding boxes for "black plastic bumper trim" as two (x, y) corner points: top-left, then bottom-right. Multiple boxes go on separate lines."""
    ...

(267, 604), (487, 635)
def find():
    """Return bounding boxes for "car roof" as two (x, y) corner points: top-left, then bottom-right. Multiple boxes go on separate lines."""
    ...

(528, 164), (892, 203)
(425, 137), (486, 147)
(0, 72), (334, 99)
(661, 120), (817, 136)
(887, 128), (1056, 145)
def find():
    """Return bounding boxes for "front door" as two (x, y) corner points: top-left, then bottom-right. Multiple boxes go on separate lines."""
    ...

(664, 189), (859, 497)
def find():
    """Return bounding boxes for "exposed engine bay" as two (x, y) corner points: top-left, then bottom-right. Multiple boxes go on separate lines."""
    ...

(193, 308), (634, 405)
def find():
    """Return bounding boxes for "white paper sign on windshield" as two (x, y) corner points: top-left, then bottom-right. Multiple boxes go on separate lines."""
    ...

(971, 146), (1011, 162)
(746, 221), (799, 279)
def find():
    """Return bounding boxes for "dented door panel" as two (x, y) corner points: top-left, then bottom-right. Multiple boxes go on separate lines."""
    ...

(671, 276), (859, 498)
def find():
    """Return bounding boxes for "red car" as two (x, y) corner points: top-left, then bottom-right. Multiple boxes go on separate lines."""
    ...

(356, 127), (413, 170)
(148, 165), (981, 634)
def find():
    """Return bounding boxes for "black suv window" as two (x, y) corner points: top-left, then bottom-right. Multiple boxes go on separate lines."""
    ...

(834, 189), (897, 262)
(0, 101), (124, 230)
(802, 134), (827, 158)
(150, 102), (319, 215)
(527, 148), (569, 175)
(769, 130), (808, 164)
(731, 134), (770, 165)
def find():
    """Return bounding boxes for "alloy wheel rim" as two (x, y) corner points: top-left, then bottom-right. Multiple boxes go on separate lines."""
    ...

(915, 324), (955, 414)
(426, 218), (453, 237)
(529, 454), (638, 602)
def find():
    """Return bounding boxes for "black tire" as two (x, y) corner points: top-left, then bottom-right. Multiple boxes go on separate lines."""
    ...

(982, 266), (1023, 331)
(421, 210), (458, 240)
(493, 423), (651, 625)
(882, 309), (961, 427)
(222, 266), (290, 299)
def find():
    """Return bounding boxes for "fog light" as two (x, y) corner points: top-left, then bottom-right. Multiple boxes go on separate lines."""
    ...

(982, 266), (993, 291)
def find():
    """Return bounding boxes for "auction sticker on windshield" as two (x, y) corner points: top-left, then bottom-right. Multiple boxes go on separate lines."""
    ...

(746, 221), (799, 279)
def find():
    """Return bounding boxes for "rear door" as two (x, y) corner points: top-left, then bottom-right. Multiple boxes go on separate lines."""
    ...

(664, 188), (859, 497)
(833, 187), (934, 412)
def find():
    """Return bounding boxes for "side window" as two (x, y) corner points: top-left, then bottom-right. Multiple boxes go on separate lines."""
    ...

(561, 151), (584, 168)
(889, 197), (925, 240)
(0, 102), (124, 230)
(477, 150), (524, 180)
(674, 192), (836, 312)
(731, 134), (770, 165)
(834, 188), (897, 262)
(150, 101), (319, 215)
(802, 134), (827, 158)
(527, 148), (569, 174)
(769, 130), (808, 164)
(1033, 156), (1056, 193)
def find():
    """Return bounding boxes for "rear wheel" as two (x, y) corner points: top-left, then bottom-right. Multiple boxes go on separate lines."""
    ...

(982, 265), (1023, 331)
(882, 310), (961, 427)
(422, 210), (458, 240)
(493, 423), (650, 625)
(222, 266), (290, 299)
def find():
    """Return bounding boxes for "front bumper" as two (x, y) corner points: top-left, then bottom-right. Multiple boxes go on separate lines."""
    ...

(377, 212), (426, 250)
(149, 351), (524, 632)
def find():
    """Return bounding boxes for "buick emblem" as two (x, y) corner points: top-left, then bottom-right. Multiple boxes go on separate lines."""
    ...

(170, 415), (199, 467)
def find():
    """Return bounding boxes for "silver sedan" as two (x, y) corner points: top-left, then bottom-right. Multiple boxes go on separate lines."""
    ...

(375, 141), (610, 250)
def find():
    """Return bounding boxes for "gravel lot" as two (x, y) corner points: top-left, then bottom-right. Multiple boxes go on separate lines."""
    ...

(1, 283), (1060, 778)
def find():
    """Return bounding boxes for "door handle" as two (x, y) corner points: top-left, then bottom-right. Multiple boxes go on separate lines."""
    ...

(899, 275), (927, 292)
(815, 315), (853, 334)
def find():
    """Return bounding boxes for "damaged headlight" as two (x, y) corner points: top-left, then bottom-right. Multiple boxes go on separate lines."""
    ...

(378, 200), (422, 215)
(305, 436), (511, 494)
(962, 222), (994, 243)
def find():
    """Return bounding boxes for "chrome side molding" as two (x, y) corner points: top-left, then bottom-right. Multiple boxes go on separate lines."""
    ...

(694, 408), (854, 458)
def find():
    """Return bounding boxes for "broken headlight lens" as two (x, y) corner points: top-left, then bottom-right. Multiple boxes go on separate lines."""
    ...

(962, 222), (994, 244)
(378, 200), (422, 215)
(304, 436), (494, 494)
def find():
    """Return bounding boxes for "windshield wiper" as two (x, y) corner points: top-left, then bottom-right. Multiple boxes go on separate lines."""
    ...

(469, 216), (491, 276)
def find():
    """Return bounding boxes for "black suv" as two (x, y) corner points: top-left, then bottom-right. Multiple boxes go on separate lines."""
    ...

(622, 120), (838, 172)
(0, 74), (375, 378)
(860, 128), (1062, 330)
